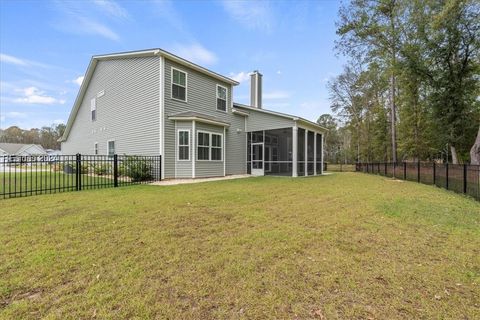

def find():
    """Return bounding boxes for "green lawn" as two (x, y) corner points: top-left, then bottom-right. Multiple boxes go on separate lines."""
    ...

(1, 173), (479, 319)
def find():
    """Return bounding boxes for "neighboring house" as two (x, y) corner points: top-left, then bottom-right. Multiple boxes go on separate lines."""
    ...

(45, 149), (62, 156)
(0, 143), (47, 157)
(60, 49), (327, 179)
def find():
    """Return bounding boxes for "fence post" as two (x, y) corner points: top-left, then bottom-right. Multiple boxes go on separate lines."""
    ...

(463, 164), (467, 194)
(403, 162), (407, 180)
(113, 154), (118, 187)
(159, 155), (162, 181)
(76, 153), (82, 191)
(446, 163), (449, 190)
(417, 160), (421, 183)
(433, 162), (436, 185)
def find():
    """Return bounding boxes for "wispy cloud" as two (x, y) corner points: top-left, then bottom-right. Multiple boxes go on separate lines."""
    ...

(92, 0), (130, 19)
(229, 71), (251, 83)
(0, 53), (27, 66)
(152, 0), (187, 33)
(76, 16), (120, 41)
(73, 76), (84, 86)
(263, 90), (291, 100)
(13, 87), (66, 105)
(6, 111), (28, 119)
(221, 0), (274, 32)
(169, 43), (218, 65)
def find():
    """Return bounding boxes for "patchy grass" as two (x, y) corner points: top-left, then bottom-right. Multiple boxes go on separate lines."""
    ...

(1, 173), (479, 319)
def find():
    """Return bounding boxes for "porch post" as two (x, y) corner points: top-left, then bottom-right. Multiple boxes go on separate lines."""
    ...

(304, 129), (308, 176)
(192, 120), (196, 178)
(314, 132), (317, 176)
(223, 126), (226, 177)
(321, 133), (324, 174)
(292, 126), (298, 177)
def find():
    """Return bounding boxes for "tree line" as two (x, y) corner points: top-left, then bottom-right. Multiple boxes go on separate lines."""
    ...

(0, 124), (66, 150)
(319, 0), (479, 164)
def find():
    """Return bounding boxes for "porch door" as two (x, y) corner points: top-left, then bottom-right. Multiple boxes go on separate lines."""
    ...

(251, 142), (264, 176)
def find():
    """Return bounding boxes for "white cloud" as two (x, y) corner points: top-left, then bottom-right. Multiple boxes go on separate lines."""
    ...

(229, 71), (251, 83)
(53, 119), (65, 125)
(74, 76), (84, 86)
(13, 87), (66, 105)
(170, 43), (218, 65)
(77, 17), (120, 41)
(263, 90), (291, 100)
(276, 70), (282, 75)
(6, 112), (28, 118)
(222, 0), (274, 32)
(0, 53), (28, 66)
(92, 0), (129, 19)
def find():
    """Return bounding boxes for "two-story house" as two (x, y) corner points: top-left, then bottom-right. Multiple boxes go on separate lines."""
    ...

(60, 49), (327, 179)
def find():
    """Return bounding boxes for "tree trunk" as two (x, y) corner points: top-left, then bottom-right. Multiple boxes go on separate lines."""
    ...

(470, 126), (480, 165)
(389, 5), (398, 164)
(450, 145), (459, 164)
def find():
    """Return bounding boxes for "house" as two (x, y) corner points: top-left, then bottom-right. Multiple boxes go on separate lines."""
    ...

(0, 143), (47, 157)
(60, 49), (327, 179)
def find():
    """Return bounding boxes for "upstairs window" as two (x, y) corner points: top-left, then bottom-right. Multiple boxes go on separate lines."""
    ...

(91, 98), (96, 121)
(216, 85), (227, 111)
(172, 68), (187, 101)
(108, 140), (115, 156)
(178, 130), (190, 161)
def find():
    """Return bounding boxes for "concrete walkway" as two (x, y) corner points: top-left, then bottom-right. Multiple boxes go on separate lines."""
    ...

(150, 174), (252, 186)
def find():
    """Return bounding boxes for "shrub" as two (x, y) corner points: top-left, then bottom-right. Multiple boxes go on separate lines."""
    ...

(93, 163), (111, 176)
(121, 156), (153, 182)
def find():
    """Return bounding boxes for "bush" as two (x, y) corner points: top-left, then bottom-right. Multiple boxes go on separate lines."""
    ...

(121, 156), (153, 182)
(62, 162), (88, 174)
(93, 163), (111, 176)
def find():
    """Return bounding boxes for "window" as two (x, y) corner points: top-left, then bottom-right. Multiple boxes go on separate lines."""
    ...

(91, 98), (96, 121)
(216, 85), (227, 111)
(197, 132), (210, 160)
(172, 68), (187, 101)
(94, 142), (98, 155)
(108, 140), (115, 156)
(197, 131), (223, 161)
(211, 134), (222, 160)
(178, 130), (190, 161)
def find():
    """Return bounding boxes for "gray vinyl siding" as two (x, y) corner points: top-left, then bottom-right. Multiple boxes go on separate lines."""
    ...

(226, 114), (247, 175)
(62, 57), (160, 156)
(243, 108), (295, 132)
(175, 121), (192, 178)
(195, 122), (224, 178)
(163, 58), (237, 178)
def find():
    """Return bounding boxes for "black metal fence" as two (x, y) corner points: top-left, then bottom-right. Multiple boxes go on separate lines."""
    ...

(0, 154), (161, 199)
(324, 163), (356, 172)
(356, 162), (480, 201)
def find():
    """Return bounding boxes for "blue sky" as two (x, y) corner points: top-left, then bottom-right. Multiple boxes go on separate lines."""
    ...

(0, 0), (344, 129)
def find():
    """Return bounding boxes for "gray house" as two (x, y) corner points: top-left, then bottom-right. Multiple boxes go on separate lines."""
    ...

(60, 49), (327, 179)
(0, 143), (47, 157)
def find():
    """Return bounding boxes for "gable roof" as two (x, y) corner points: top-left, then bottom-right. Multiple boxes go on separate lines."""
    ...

(60, 48), (239, 142)
(233, 103), (328, 132)
(0, 143), (46, 155)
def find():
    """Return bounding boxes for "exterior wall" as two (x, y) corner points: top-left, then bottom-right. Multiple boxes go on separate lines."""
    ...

(174, 121), (193, 178)
(61, 56), (160, 156)
(244, 108), (295, 132)
(18, 145), (46, 156)
(163, 58), (246, 178)
(226, 114), (247, 175)
(195, 122), (224, 178)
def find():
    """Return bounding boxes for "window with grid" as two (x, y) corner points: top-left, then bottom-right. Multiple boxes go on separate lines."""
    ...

(178, 130), (190, 161)
(197, 132), (210, 160)
(216, 85), (227, 111)
(91, 98), (96, 121)
(172, 69), (187, 101)
(108, 141), (115, 156)
(211, 134), (222, 160)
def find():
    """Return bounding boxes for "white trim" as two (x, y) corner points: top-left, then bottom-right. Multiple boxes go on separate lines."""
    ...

(232, 108), (249, 116)
(292, 125), (298, 177)
(160, 55), (165, 179)
(314, 133), (317, 176)
(174, 121), (177, 178)
(171, 66), (188, 102)
(196, 130), (224, 162)
(176, 129), (191, 162)
(107, 139), (115, 156)
(216, 84), (228, 112)
(168, 116), (230, 127)
(305, 129), (308, 176)
(192, 120), (196, 178)
(223, 127), (226, 176)
(321, 133), (324, 174)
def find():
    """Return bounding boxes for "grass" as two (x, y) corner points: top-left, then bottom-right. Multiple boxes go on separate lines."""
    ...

(1, 173), (479, 319)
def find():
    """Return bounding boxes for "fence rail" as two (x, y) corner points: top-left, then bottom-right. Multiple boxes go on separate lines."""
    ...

(356, 162), (480, 201)
(0, 154), (161, 199)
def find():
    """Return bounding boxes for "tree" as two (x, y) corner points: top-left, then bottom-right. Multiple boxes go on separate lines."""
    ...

(317, 114), (342, 163)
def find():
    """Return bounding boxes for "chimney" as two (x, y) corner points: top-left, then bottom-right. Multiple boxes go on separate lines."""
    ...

(250, 70), (262, 109)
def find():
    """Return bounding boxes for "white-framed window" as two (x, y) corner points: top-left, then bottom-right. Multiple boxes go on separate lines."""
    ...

(216, 85), (227, 112)
(177, 130), (190, 161)
(107, 140), (115, 156)
(94, 142), (98, 155)
(172, 68), (187, 101)
(197, 131), (223, 161)
(91, 98), (96, 121)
